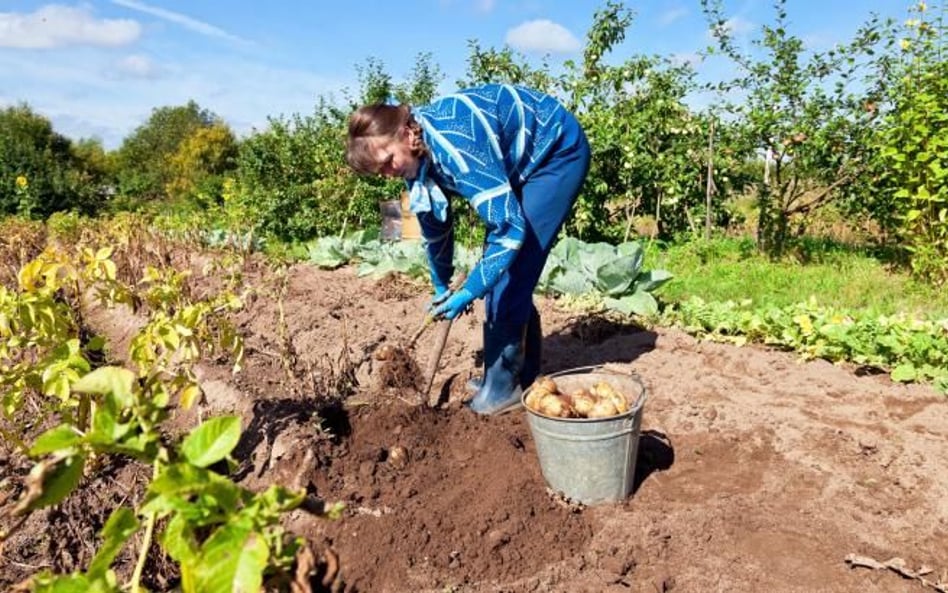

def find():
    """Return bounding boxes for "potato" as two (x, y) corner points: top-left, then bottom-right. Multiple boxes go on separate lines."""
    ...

(374, 344), (398, 361)
(568, 389), (598, 417)
(586, 396), (618, 418)
(537, 393), (575, 418)
(592, 380), (629, 414)
(524, 385), (551, 411)
(388, 445), (408, 469)
(534, 375), (559, 394)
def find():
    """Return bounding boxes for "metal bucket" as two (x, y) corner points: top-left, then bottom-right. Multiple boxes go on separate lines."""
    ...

(523, 366), (647, 504)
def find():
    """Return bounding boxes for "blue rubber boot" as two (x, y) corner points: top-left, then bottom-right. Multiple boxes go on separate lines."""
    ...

(467, 321), (526, 415)
(520, 306), (542, 390)
(466, 307), (542, 395)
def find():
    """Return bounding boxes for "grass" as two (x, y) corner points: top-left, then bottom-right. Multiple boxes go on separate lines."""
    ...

(643, 235), (948, 319)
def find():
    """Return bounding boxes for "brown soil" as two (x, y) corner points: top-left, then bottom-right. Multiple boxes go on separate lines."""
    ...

(3, 261), (948, 593)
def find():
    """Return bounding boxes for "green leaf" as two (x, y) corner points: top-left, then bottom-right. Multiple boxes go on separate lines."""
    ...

(604, 290), (659, 317)
(30, 425), (82, 456)
(549, 268), (591, 295)
(181, 416), (241, 468)
(193, 521), (269, 593)
(16, 453), (86, 514)
(30, 575), (94, 593)
(616, 241), (645, 271)
(162, 513), (199, 565)
(595, 255), (642, 296)
(88, 405), (135, 448)
(42, 370), (72, 401)
(890, 364), (918, 383)
(635, 269), (674, 293)
(88, 508), (140, 579)
(72, 367), (135, 407)
(145, 462), (235, 497)
(578, 242), (616, 276)
(86, 335), (106, 351)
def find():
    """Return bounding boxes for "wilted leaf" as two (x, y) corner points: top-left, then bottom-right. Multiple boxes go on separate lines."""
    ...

(179, 383), (203, 410)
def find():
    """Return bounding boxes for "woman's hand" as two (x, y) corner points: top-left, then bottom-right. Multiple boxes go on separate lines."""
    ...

(431, 288), (475, 320)
(429, 284), (451, 311)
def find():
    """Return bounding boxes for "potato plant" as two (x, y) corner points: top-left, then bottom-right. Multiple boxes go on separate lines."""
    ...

(0, 225), (335, 591)
(21, 369), (322, 593)
(664, 296), (948, 393)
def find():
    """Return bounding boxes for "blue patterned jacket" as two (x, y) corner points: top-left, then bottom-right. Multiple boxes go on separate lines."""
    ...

(411, 84), (578, 299)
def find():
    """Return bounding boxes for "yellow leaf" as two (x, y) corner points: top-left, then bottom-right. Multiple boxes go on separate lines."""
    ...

(179, 383), (203, 409)
(18, 260), (43, 291)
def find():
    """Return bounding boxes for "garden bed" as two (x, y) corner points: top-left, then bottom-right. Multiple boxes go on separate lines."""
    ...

(2, 262), (946, 592)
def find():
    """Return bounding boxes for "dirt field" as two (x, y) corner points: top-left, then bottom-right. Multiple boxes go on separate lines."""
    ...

(3, 260), (947, 593)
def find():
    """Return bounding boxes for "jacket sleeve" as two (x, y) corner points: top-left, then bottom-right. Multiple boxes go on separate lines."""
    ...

(461, 181), (525, 298)
(416, 207), (454, 290)
(425, 100), (526, 299)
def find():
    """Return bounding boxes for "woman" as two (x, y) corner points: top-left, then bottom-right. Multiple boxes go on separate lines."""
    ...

(346, 84), (590, 414)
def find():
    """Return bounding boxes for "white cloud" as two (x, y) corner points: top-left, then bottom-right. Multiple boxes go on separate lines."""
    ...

(0, 4), (140, 49)
(670, 52), (703, 67)
(505, 20), (581, 54)
(0, 46), (350, 148)
(710, 16), (755, 39)
(112, 54), (163, 79)
(659, 8), (689, 27)
(111, 0), (248, 44)
(801, 32), (834, 51)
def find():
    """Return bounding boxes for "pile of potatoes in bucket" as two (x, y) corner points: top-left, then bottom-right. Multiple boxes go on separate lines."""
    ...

(525, 375), (630, 419)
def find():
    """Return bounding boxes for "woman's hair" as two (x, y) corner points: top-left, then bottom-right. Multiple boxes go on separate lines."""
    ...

(346, 103), (427, 175)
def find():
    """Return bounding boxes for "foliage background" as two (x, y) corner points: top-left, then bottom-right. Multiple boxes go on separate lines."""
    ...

(1, 1), (945, 282)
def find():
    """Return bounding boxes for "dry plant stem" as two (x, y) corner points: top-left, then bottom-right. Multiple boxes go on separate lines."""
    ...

(131, 464), (159, 593)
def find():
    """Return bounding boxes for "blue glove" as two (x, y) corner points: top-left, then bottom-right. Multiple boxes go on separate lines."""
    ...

(432, 288), (475, 320)
(429, 286), (451, 312)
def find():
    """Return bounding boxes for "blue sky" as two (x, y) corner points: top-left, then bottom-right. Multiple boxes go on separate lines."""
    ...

(0, 0), (915, 149)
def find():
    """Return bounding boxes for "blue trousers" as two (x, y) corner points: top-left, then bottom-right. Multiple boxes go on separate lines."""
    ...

(484, 118), (591, 325)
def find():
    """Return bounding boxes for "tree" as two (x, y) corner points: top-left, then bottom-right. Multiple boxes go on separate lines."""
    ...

(458, 41), (556, 93)
(871, 1), (948, 284)
(165, 123), (238, 205)
(0, 104), (109, 217)
(702, 0), (888, 255)
(394, 52), (444, 105)
(355, 57), (393, 106)
(113, 101), (218, 206)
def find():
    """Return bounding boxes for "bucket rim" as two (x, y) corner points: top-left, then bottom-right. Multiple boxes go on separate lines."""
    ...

(521, 364), (647, 423)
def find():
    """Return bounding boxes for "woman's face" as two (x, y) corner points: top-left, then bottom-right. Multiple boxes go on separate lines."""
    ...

(367, 125), (421, 180)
